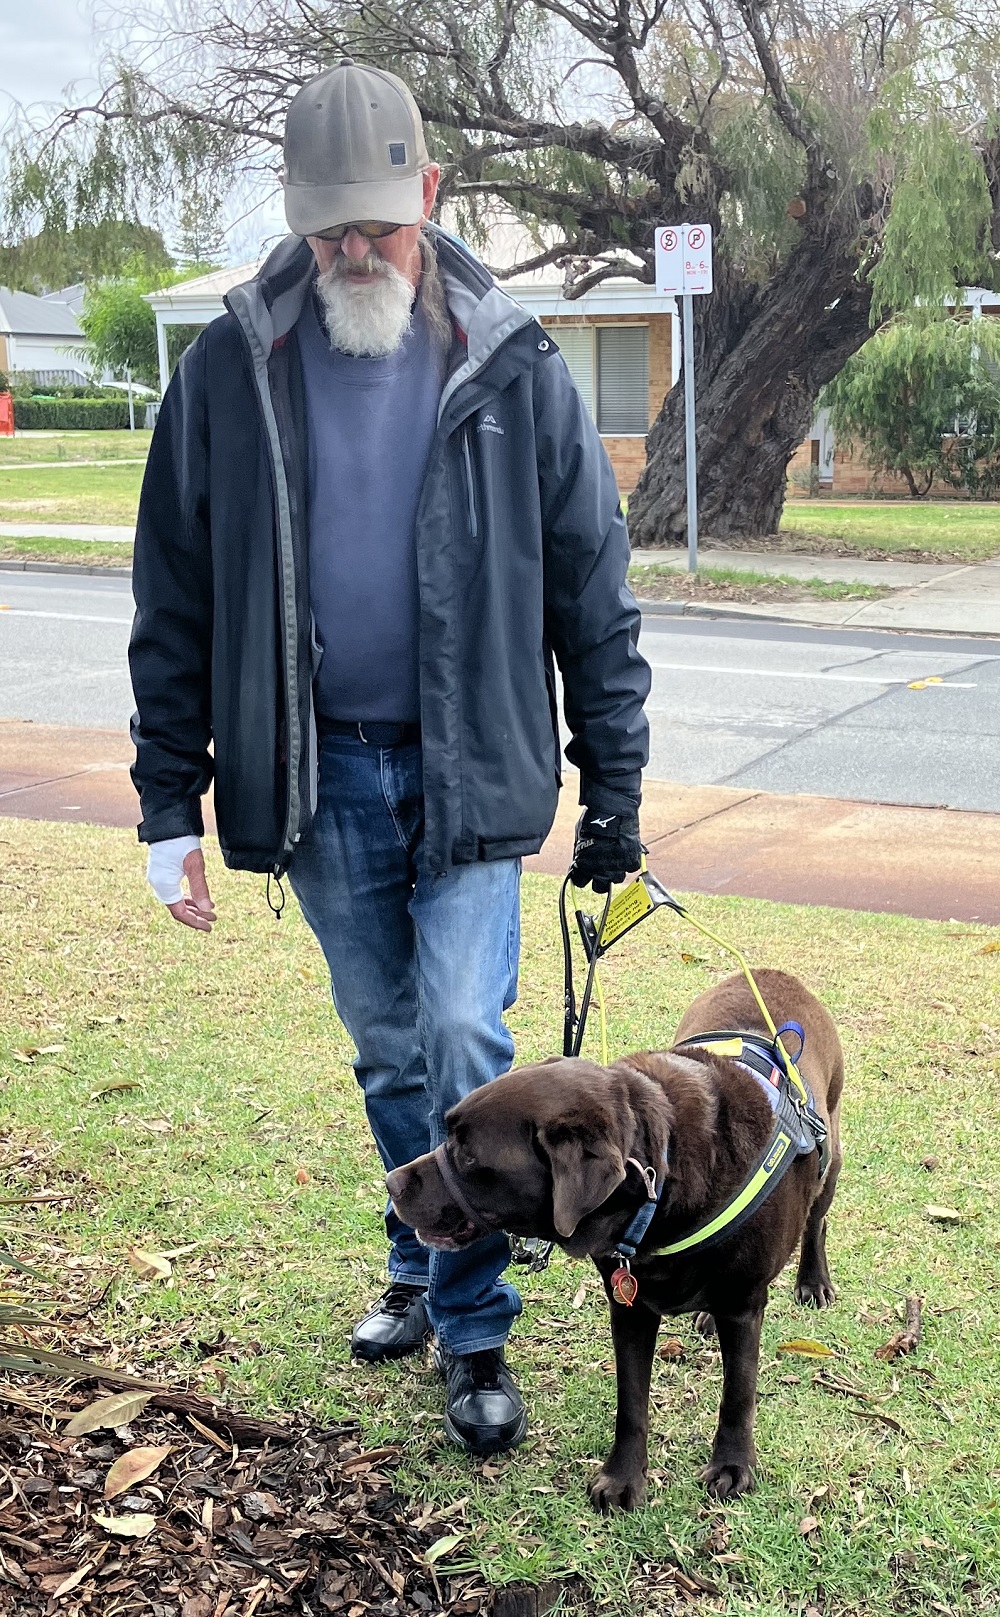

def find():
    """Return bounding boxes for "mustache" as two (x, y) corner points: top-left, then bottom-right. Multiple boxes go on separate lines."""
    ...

(323, 252), (394, 281)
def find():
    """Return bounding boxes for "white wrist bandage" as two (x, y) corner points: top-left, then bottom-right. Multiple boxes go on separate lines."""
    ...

(147, 835), (202, 905)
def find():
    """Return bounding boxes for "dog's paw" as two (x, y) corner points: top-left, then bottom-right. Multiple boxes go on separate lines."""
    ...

(692, 1311), (716, 1337)
(701, 1458), (755, 1500)
(588, 1468), (647, 1514)
(794, 1276), (836, 1308)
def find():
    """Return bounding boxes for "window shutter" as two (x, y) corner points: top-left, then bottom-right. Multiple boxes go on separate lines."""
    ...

(597, 326), (649, 435)
(550, 327), (595, 420)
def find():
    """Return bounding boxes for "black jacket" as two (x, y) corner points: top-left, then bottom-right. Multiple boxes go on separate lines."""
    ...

(130, 227), (650, 874)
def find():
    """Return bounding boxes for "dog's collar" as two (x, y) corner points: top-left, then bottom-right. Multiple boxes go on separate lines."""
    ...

(613, 1027), (829, 1266)
(432, 1142), (497, 1238)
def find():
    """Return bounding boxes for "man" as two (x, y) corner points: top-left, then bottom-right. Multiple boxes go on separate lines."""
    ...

(132, 59), (650, 1457)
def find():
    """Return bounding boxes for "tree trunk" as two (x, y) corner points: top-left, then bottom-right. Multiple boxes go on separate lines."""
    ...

(627, 237), (875, 546)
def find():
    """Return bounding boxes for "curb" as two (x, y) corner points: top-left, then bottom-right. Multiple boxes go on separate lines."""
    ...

(633, 595), (1000, 639)
(0, 558), (133, 579)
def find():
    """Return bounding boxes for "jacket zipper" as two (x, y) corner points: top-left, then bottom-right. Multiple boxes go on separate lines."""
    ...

(461, 424), (478, 538)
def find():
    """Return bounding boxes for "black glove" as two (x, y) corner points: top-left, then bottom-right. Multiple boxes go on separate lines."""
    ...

(569, 808), (643, 894)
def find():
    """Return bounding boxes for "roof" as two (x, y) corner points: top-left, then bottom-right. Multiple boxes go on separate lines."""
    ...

(0, 286), (84, 338)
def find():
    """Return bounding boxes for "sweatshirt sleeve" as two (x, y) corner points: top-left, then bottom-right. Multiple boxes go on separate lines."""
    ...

(535, 349), (651, 815)
(128, 334), (215, 843)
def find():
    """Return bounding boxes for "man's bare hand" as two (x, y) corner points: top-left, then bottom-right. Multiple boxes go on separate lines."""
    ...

(168, 847), (217, 932)
(147, 835), (216, 932)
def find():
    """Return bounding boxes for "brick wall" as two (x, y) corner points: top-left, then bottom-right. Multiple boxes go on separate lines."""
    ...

(788, 438), (975, 499)
(540, 311), (672, 494)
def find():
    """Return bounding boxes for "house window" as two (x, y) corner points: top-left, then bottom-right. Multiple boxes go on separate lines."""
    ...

(542, 324), (650, 435)
(597, 326), (649, 435)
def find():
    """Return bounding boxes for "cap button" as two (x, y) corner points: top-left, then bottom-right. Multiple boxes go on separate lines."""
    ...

(339, 55), (354, 66)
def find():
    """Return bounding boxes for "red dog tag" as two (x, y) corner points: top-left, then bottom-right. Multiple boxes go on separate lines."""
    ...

(611, 1266), (638, 1307)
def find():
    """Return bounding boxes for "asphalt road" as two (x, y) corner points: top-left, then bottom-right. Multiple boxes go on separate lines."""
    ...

(2, 570), (999, 812)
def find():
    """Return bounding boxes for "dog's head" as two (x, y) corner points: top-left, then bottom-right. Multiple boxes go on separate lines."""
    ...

(386, 1056), (670, 1258)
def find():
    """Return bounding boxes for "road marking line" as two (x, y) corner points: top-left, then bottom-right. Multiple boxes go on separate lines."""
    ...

(644, 660), (976, 687)
(0, 608), (132, 625)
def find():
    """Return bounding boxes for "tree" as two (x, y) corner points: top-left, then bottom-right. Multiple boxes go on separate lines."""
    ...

(0, 220), (172, 296)
(176, 184), (226, 271)
(823, 317), (1000, 498)
(79, 265), (210, 389)
(6, 0), (1000, 541)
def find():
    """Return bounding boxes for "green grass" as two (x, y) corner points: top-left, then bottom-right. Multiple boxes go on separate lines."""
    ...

(0, 462), (143, 525)
(0, 535), (133, 569)
(628, 563), (886, 602)
(2, 818), (999, 1614)
(780, 501), (1000, 561)
(0, 429), (152, 465)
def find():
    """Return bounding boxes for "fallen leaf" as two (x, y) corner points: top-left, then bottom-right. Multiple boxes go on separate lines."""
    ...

(680, 952), (707, 965)
(776, 1339), (835, 1358)
(12, 1044), (64, 1063)
(92, 1511), (157, 1538)
(799, 1515), (820, 1536)
(295, 1167), (310, 1185)
(64, 1390), (152, 1436)
(921, 1156), (939, 1171)
(425, 1532), (464, 1564)
(658, 1338), (686, 1360)
(924, 1205), (965, 1223)
(50, 1563), (94, 1599)
(296, 967), (317, 983)
(91, 1080), (141, 1100)
(978, 941), (1000, 955)
(128, 1248), (172, 1281)
(104, 1444), (171, 1499)
(186, 1414), (230, 1450)
(572, 1281), (587, 1309)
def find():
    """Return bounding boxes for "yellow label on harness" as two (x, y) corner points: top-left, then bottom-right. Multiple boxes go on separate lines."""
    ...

(600, 878), (654, 948)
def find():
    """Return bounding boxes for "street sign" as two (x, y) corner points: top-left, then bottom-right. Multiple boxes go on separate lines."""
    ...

(654, 223), (715, 572)
(654, 222), (713, 296)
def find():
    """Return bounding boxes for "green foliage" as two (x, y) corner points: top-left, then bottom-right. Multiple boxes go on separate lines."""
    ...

(714, 105), (805, 278)
(80, 263), (208, 387)
(822, 316), (1000, 496)
(13, 397), (132, 430)
(0, 371), (8, 394)
(0, 221), (172, 295)
(868, 89), (994, 321)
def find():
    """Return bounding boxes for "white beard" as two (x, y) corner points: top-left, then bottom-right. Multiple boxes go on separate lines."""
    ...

(315, 254), (416, 357)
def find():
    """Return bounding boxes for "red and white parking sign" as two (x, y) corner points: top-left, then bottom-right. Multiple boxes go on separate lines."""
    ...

(655, 222), (713, 295)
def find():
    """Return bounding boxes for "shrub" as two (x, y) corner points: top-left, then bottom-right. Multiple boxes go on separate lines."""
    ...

(13, 397), (132, 430)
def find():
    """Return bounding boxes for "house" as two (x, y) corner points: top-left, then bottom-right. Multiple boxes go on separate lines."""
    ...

(0, 286), (89, 384)
(146, 221), (677, 494)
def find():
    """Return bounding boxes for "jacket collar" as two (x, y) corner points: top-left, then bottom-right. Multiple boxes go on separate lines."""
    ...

(222, 223), (537, 408)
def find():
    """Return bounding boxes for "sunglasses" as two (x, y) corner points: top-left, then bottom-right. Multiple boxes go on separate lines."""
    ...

(313, 220), (403, 242)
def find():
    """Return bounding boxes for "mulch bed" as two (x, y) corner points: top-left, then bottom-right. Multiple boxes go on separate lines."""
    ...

(0, 1388), (491, 1617)
(629, 570), (883, 606)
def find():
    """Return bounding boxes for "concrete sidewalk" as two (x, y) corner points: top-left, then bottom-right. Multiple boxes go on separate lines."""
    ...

(2, 721), (996, 924)
(631, 546), (1000, 635)
(3, 525), (997, 635)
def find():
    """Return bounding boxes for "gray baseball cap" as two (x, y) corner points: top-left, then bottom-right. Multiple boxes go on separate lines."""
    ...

(283, 60), (430, 237)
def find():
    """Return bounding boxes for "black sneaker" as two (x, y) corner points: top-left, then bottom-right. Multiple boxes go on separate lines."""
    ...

(435, 1343), (528, 1456)
(350, 1282), (431, 1363)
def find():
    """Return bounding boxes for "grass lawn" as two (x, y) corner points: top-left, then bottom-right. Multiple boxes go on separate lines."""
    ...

(0, 430), (152, 466)
(779, 502), (1000, 562)
(0, 535), (134, 569)
(2, 819), (998, 1613)
(0, 462), (144, 526)
(628, 563), (886, 604)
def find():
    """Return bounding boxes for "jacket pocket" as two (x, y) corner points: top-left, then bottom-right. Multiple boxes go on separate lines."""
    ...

(461, 424), (478, 538)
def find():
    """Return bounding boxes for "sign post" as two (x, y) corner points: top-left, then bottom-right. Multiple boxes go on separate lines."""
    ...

(654, 223), (714, 571)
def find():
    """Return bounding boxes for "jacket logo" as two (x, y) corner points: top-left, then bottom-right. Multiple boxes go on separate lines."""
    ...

(478, 413), (505, 436)
(590, 815), (615, 828)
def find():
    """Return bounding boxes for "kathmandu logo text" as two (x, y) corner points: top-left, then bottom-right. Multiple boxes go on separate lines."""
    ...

(478, 413), (505, 436)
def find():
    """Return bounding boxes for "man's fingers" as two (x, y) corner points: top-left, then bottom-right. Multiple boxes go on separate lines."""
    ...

(167, 897), (214, 932)
(182, 848), (216, 917)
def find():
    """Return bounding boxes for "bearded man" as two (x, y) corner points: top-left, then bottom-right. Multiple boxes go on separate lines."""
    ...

(130, 60), (650, 1456)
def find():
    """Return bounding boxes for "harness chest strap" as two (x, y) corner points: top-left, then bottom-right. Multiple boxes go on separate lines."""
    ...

(610, 1032), (829, 1300)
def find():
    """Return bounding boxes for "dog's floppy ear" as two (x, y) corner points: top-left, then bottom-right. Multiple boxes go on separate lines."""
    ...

(538, 1123), (627, 1238)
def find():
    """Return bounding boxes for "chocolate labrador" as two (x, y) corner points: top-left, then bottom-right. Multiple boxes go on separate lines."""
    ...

(387, 968), (843, 1511)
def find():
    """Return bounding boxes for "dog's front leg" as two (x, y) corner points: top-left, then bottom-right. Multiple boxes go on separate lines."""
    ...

(589, 1292), (660, 1513)
(701, 1304), (764, 1499)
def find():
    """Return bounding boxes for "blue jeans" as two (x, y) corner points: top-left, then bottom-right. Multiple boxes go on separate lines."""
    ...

(288, 732), (522, 1354)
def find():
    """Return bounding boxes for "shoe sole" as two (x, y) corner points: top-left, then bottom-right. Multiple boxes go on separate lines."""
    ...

(350, 1330), (432, 1365)
(442, 1404), (529, 1457)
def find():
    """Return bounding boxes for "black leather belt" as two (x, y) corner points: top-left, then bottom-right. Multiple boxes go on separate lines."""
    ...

(317, 718), (421, 746)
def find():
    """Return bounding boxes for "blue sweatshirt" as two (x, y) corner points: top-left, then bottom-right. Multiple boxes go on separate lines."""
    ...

(297, 288), (441, 723)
